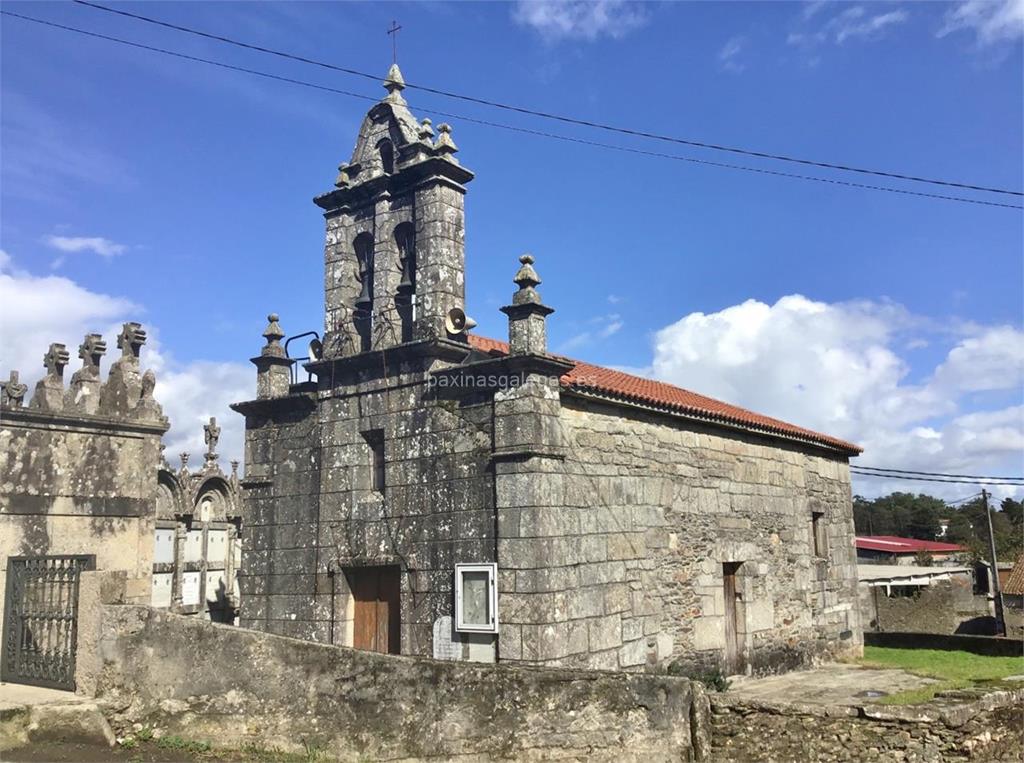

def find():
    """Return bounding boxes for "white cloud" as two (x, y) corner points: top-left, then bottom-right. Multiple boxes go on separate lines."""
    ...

(559, 312), (624, 352)
(833, 8), (909, 44)
(788, 4), (909, 54)
(0, 252), (251, 468)
(512, 0), (648, 42)
(939, 0), (1024, 46)
(718, 36), (747, 73)
(44, 235), (128, 260)
(646, 294), (1024, 499)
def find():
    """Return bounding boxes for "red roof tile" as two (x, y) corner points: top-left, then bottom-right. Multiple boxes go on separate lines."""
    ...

(856, 536), (964, 553)
(1004, 553), (1024, 596)
(467, 335), (861, 455)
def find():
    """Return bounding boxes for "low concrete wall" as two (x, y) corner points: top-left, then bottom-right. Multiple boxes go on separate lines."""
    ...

(93, 606), (709, 761)
(864, 631), (1023, 657)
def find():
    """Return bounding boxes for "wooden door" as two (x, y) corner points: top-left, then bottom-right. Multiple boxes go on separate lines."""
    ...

(722, 562), (743, 674)
(350, 566), (400, 655)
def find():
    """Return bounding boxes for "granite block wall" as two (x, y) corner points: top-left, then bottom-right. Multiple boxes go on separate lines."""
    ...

(496, 394), (861, 674)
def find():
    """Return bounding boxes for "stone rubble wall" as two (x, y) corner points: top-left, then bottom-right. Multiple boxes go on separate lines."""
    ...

(497, 395), (862, 673)
(710, 694), (1024, 762)
(95, 605), (710, 762)
(859, 578), (995, 635)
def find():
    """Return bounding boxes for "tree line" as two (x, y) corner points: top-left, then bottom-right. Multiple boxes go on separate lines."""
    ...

(852, 492), (1023, 561)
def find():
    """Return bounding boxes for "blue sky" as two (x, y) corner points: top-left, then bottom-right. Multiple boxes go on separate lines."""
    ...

(2, 1), (1022, 498)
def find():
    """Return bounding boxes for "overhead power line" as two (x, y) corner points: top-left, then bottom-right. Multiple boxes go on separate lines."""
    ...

(849, 468), (1023, 486)
(71, 0), (1023, 200)
(852, 465), (1024, 482)
(4, 11), (1022, 211)
(944, 492), (983, 506)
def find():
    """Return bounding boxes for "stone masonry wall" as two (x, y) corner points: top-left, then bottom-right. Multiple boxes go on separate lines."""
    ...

(859, 578), (993, 635)
(0, 327), (167, 654)
(711, 695), (1024, 762)
(94, 605), (710, 762)
(497, 394), (861, 673)
(239, 353), (498, 659)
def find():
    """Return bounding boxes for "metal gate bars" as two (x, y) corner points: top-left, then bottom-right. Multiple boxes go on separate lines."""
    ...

(1, 555), (94, 690)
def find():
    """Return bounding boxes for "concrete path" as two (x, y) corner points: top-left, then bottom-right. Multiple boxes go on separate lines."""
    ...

(726, 663), (938, 705)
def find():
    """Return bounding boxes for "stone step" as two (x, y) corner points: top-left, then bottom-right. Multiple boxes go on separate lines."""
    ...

(0, 700), (115, 751)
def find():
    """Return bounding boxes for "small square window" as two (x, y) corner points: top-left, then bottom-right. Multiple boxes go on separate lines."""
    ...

(454, 563), (498, 633)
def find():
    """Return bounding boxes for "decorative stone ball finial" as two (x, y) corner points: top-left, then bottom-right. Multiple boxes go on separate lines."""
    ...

(434, 123), (458, 155)
(43, 343), (71, 379)
(179, 452), (190, 472)
(418, 118), (435, 142)
(117, 322), (147, 361)
(512, 254), (543, 306)
(261, 313), (286, 358)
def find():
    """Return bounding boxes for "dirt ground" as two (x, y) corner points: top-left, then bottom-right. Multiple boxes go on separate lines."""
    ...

(3, 741), (209, 762)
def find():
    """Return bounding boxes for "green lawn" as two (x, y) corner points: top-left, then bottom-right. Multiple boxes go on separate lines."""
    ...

(861, 646), (1024, 705)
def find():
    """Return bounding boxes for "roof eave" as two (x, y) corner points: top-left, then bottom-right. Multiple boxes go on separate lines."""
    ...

(563, 385), (861, 458)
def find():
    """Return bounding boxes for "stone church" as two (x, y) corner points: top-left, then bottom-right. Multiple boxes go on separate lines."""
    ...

(233, 64), (863, 675)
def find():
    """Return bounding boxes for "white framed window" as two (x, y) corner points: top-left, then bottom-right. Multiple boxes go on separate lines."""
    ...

(454, 563), (498, 634)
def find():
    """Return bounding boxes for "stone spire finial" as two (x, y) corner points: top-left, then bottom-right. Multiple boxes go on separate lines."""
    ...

(135, 368), (166, 424)
(30, 343), (70, 411)
(434, 123), (458, 156)
(383, 63), (406, 104)
(67, 333), (107, 414)
(179, 452), (190, 473)
(78, 334), (107, 374)
(230, 460), (240, 481)
(384, 63), (406, 93)
(117, 322), (147, 362)
(204, 416), (221, 467)
(252, 313), (294, 399)
(501, 254), (554, 356)
(43, 343), (70, 379)
(1, 370), (27, 409)
(261, 314), (286, 358)
(418, 118), (434, 141)
(512, 254), (542, 304)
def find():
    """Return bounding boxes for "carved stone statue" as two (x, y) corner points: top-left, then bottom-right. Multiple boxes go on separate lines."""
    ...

(204, 416), (221, 467)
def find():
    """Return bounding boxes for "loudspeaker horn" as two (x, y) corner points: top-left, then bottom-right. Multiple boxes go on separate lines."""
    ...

(308, 338), (323, 361)
(445, 307), (476, 336)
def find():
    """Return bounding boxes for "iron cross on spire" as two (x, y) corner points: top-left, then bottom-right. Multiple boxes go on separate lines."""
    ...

(387, 20), (402, 64)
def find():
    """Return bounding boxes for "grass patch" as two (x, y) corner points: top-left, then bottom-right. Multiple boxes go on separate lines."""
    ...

(861, 646), (1024, 705)
(156, 735), (212, 754)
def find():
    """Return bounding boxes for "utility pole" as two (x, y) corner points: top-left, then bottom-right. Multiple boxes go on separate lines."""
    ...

(982, 489), (1006, 637)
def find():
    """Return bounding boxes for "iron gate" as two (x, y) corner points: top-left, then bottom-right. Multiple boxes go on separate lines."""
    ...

(1, 555), (94, 690)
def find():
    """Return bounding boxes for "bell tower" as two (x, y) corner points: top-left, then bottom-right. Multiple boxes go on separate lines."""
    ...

(314, 65), (474, 357)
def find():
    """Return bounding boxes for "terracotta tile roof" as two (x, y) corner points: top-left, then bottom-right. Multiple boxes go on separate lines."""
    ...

(467, 335), (861, 455)
(1005, 553), (1024, 596)
(856, 536), (964, 554)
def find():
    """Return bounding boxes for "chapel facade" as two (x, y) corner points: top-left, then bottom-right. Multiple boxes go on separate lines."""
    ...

(232, 65), (863, 675)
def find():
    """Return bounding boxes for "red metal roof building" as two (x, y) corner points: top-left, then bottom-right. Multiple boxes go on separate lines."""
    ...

(856, 536), (965, 554)
(856, 535), (965, 565)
